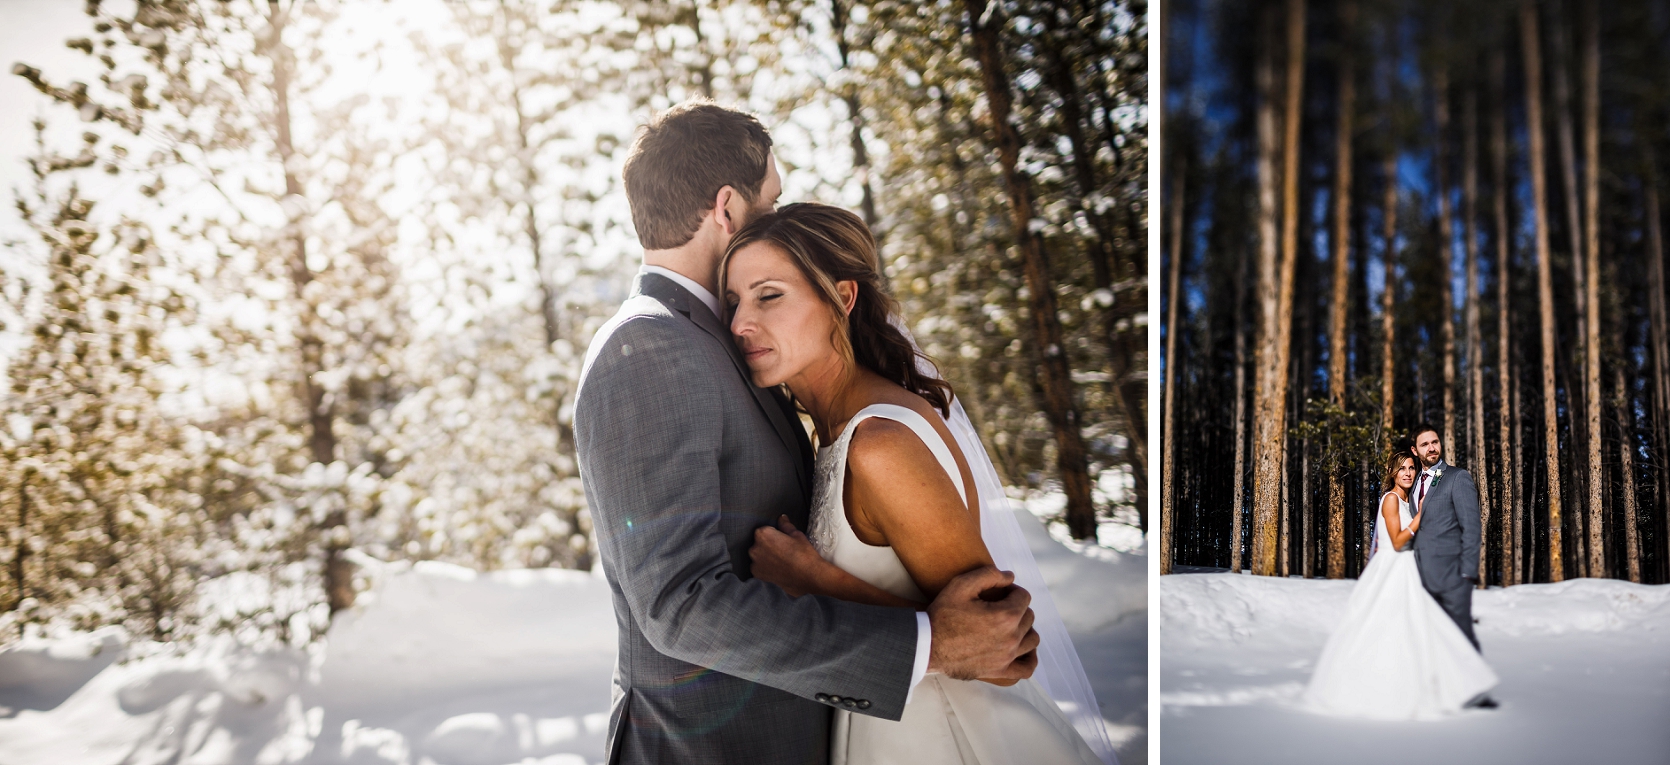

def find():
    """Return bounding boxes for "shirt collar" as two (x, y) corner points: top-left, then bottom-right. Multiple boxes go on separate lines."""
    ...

(640, 264), (722, 321)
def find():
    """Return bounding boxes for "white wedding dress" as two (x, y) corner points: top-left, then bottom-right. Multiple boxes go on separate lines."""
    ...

(810, 403), (1103, 765)
(1302, 491), (1499, 719)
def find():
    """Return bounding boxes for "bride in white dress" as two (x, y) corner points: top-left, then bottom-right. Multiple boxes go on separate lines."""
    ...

(1303, 450), (1499, 719)
(719, 203), (1115, 764)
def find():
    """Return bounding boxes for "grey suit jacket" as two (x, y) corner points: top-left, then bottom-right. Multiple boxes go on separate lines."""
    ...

(1411, 459), (1482, 588)
(574, 272), (919, 765)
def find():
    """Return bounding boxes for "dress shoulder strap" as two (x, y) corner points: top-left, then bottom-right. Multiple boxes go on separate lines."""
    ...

(843, 403), (967, 505)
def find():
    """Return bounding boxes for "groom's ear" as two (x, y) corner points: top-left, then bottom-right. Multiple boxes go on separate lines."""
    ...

(714, 185), (743, 236)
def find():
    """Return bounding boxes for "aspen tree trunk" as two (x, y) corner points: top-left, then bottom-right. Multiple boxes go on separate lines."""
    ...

(1251, 1), (1302, 577)
(1493, 50), (1518, 587)
(1645, 148), (1670, 582)
(1327, 0), (1356, 579)
(1162, 153), (1185, 575)
(1465, 87), (1490, 586)
(1581, 3), (1603, 579)
(963, 0), (1099, 539)
(1522, 0), (1565, 581)
(1552, 3), (1590, 574)
(267, 1), (351, 615)
(1433, 69), (1458, 460)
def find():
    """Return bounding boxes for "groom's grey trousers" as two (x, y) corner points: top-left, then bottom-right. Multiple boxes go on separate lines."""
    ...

(1411, 460), (1482, 651)
(575, 272), (919, 765)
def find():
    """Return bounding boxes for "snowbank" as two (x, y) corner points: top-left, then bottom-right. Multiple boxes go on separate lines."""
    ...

(0, 510), (1144, 765)
(1162, 573), (1670, 765)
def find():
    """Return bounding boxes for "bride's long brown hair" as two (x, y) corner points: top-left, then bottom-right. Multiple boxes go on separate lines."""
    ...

(1380, 450), (1417, 493)
(719, 202), (954, 416)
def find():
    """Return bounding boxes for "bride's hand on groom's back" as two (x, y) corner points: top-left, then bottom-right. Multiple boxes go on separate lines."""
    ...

(927, 566), (1040, 683)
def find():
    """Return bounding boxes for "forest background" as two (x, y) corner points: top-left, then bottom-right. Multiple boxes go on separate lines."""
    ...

(0, 0), (1145, 647)
(1160, 0), (1670, 587)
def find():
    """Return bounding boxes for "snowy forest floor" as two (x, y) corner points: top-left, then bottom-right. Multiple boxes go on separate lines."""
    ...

(0, 510), (1146, 765)
(1162, 571), (1670, 764)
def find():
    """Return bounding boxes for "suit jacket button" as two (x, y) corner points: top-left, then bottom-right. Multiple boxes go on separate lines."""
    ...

(856, 699), (871, 709)
(842, 698), (856, 708)
(816, 693), (830, 703)
(828, 695), (843, 705)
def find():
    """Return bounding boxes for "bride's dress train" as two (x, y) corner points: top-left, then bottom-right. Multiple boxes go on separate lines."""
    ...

(1303, 491), (1498, 719)
(810, 403), (1103, 765)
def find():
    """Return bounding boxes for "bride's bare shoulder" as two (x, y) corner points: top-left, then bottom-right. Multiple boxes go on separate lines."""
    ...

(845, 384), (962, 489)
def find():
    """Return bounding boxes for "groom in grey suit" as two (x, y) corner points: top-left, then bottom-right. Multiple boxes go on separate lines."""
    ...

(1408, 423), (1483, 652)
(575, 102), (1041, 764)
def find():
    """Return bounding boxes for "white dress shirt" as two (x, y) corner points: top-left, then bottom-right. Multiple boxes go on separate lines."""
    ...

(1417, 462), (1441, 509)
(640, 264), (722, 321)
(638, 262), (935, 700)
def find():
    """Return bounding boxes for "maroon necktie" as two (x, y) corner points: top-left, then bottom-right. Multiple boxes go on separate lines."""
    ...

(1417, 472), (1431, 509)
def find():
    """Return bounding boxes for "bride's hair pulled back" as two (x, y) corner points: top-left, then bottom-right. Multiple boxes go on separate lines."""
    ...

(1380, 442), (1416, 493)
(720, 202), (953, 416)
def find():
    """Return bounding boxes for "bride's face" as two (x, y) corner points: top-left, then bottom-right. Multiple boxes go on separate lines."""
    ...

(726, 242), (853, 388)
(1395, 458), (1417, 490)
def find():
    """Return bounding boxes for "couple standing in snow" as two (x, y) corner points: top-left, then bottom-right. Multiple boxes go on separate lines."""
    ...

(571, 101), (1117, 764)
(1303, 423), (1500, 718)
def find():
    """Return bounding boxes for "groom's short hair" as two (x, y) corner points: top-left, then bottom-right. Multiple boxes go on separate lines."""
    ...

(1411, 422), (1442, 445)
(623, 100), (774, 250)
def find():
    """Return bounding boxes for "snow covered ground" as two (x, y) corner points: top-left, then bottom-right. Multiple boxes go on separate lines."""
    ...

(1162, 572), (1670, 765)
(0, 510), (1145, 765)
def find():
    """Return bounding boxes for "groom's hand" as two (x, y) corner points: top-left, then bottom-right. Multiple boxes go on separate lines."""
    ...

(926, 566), (1039, 682)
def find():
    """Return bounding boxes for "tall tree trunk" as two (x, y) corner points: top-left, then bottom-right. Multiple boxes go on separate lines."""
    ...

(830, 0), (879, 235)
(1373, 149), (1397, 576)
(1433, 68), (1458, 460)
(1515, 358), (1528, 581)
(1493, 50), (1517, 587)
(1252, 0), (1306, 577)
(1645, 147), (1670, 583)
(1581, 2), (1603, 578)
(1522, 0), (1565, 582)
(1381, 150), (1398, 440)
(1616, 337), (1642, 583)
(963, 0), (1098, 539)
(1327, 0), (1356, 580)
(1162, 153), (1185, 574)
(9, 472), (27, 615)
(1300, 436), (1311, 578)
(1552, 0), (1590, 575)
(268, 1), (350, 615)
(1039, 8), (1149, 522)
(495, 15), (587, 571)
(1464, 85), (1490, 586)
(1232, 242), (1250, 573)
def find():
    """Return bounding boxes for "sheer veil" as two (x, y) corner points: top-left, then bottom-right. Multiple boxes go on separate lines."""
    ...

(893, 316), (1119, 765)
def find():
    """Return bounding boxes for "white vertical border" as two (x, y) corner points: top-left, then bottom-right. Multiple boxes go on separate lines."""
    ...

(1146, 0), (1162, 762)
